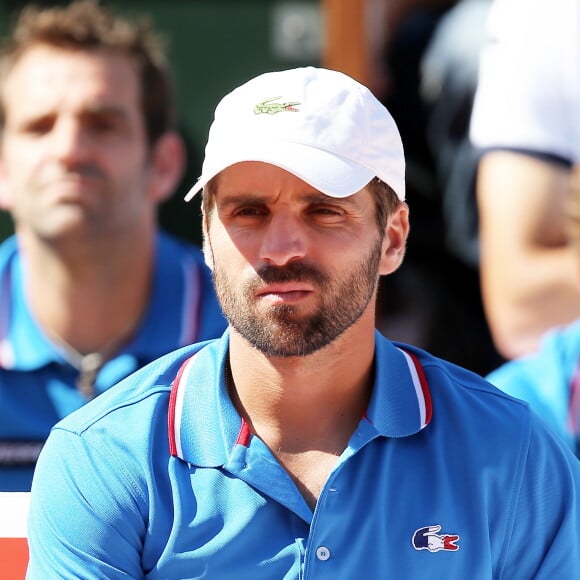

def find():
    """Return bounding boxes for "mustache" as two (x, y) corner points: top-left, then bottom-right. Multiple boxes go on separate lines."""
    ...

(43, 164), (106, 183)
(255, 262), (327, 285)
(62, 164), (105, 179)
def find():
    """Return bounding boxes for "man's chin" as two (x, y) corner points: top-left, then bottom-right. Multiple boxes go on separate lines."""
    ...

(235, 323), (335, 358)
(33, 219), (99, 245)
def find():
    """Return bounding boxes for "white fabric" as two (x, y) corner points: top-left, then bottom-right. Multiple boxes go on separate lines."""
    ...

(185, 67), (406, 201)
(470, 0), (580, 162)
(0, 492), (30, 537)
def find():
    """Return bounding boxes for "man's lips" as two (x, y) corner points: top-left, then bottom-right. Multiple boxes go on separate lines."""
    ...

(255, 283), (314, 302)
(42, 175), (103, 200)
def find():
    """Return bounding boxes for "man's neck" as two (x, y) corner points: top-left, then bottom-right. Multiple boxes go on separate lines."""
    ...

(228, 324), (375, 449)
(227, 324), (376, 509)
(19, 229), (155, 355)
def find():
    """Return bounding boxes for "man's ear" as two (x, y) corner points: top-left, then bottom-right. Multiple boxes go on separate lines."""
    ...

(149, 131), (186, 204)
(379, 202), (410, 276)
(201, 205), (214, 271)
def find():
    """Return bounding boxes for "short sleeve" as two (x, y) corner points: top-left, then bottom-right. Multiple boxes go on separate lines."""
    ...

(27, 428), (147, 579)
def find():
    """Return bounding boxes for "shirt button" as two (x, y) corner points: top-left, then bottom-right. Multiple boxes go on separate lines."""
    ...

(316, 546), (331, 561)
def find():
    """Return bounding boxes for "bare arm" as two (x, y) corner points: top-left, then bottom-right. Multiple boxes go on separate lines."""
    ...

(477, 151), (580, 359)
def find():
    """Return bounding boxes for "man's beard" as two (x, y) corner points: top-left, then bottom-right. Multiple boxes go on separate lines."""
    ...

(212, 238), (383, 357)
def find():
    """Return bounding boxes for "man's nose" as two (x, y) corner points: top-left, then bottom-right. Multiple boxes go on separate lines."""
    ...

(259, 212), (308, 266)
(51, 118), (91, 163)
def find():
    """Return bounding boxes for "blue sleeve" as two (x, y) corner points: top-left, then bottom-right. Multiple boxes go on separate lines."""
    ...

(27, 428), (147, 579)
(487, 359), (563, 425)
(486, 330), (573, 449)
(499, 413), (580, 579)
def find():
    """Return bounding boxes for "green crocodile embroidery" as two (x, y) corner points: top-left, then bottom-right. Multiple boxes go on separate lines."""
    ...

(254, 96), (300, 115)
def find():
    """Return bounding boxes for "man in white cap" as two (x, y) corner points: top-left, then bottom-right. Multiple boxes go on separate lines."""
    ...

(27, 67), (580, 578)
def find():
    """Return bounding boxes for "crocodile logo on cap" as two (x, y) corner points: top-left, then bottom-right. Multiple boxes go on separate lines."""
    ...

(254, 96), (300, 115)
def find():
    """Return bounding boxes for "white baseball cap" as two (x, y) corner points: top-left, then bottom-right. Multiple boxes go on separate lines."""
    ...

(184, 67), (405, 201)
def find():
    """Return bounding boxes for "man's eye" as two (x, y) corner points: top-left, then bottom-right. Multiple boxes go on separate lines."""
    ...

(87, 117), (120, 133)
(235, 207), (267, 217)
(24, 118), (54, 135)
(311, 205), (342, 216)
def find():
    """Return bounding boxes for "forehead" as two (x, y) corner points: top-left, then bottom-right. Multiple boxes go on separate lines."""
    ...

(213, 161), (374, 207)
(2, 44), (140, 118)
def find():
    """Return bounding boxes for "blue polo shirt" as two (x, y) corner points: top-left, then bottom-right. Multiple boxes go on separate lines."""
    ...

(0, 233), (227, 491)
(487, 319), (580, 455)
(28, 331), (580, 579)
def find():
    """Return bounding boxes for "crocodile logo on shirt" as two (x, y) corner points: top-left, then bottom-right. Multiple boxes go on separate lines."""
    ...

(254, 96), (300, 115)
(412, 525), (460, 552)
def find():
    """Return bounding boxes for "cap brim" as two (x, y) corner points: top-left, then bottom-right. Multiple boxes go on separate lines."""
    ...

(184, 140), (376, 201)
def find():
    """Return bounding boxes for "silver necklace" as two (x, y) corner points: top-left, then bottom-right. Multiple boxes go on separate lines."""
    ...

(50, 334), (126, 400)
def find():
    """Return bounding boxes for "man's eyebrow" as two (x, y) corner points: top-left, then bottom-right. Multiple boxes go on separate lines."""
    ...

(217, 193), (266, 206)
(302, 192), (355, 205)
(82, 104), (132, 119)
(302, 192), (368, 213)
(216, 191), (360, 208)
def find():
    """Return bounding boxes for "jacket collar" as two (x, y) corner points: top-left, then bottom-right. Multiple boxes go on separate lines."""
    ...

(0, 233), (201, 370)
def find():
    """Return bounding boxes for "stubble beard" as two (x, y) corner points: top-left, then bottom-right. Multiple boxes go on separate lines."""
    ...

(212, 239), (383, 357)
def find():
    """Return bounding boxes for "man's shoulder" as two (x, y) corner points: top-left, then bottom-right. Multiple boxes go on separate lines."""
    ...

(488, 319), (580, 384)
(393, 340), (534, 425)
(56, 339), (220, 436)
(545, 318), (580, 352)
(395, 341), (516, 394)
(392, 342), (578, 472)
